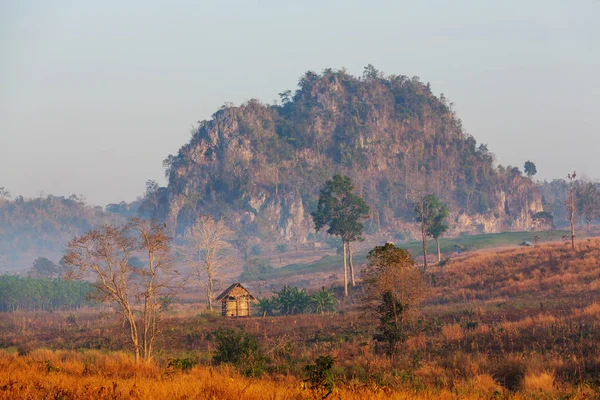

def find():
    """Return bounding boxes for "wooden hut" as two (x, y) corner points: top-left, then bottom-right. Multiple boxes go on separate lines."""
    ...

(215, 283), (258, 317)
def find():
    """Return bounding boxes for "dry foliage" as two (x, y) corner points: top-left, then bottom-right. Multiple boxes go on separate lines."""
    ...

(62, 219), (180, 361)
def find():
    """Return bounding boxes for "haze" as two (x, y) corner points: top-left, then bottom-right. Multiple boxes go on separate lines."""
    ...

(1, 0), (598, 206)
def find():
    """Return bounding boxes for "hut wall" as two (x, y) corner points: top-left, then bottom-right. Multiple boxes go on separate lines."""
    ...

(221, 296), (251, 317)
(238, 297), (250, 316)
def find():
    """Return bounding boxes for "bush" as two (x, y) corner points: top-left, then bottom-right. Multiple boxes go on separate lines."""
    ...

(250, 244), (262, 256)
(302, 355), (336, 399)
(167, 357), (196, 372)
(494, 357), (525, 391)
(212, 328), (265, 377)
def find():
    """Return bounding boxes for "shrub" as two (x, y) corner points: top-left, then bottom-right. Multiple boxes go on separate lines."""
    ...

(17, 344), (32, 357)
(167, 357), (196, 372)
(250, 244), (262, 256)
(302, 355), (336, 399)
(372, 292), (410, 356)
(493, 357), (525, 391)
(212, 328), (265, 377)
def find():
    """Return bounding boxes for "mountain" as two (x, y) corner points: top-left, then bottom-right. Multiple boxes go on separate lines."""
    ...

(159, 67), (541, 243)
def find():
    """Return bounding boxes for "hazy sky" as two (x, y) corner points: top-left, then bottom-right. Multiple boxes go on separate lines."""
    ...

(1, 1), (598, 206)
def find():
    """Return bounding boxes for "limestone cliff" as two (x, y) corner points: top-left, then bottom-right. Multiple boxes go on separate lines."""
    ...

(161, 67), (541, 242)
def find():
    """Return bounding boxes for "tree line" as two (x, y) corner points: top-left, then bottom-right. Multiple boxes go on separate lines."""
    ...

(0, 275), (94, 312)
(0, 191), (124, 269)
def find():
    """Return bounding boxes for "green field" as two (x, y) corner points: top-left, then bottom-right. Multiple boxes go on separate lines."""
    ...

(248, 230), (569, 281)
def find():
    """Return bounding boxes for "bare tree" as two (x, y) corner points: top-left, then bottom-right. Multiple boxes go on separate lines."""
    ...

(62, 218), (179, 362)
(181, 215), (234, 311)
(566, 171), (577, 250)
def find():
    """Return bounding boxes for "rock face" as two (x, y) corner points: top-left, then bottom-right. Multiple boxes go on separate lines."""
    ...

(161, 68), (542, 241)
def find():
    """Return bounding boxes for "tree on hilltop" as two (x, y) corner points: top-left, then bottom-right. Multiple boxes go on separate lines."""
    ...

(312, 175), (370, 297)
(524, 161), (537, 178)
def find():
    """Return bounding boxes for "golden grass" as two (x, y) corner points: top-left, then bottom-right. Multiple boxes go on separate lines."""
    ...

(0, 349), (500, 400)
(468, 374), (502, 397)
(4, 349), (595, 400)
(522, 371), (554, 394)
(441, 323), (464, 341)
(432, 239), (600, 305)
(581, 302), (600, 316)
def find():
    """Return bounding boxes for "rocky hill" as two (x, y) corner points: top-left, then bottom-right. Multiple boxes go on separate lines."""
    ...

(159, 67), (541, 243)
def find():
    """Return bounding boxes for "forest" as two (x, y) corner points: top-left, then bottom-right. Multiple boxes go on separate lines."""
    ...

(0, 193), (124, 270)
(0, 276), (94, 312)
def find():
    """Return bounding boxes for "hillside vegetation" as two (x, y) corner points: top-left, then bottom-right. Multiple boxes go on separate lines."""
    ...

(162, 67), (541, 242)
(0, 195), (124, 271)
(242, 230), (568, 283)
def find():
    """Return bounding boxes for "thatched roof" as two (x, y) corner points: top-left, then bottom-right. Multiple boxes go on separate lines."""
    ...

(215, 283), (257, 302)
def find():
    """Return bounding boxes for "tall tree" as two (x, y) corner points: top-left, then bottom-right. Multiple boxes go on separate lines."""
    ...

(576, 181), (600, 233)
(62, 218), (179, 362)
(180, 215), (234, 311)
(565, 171), (577, 250)
(524, 161), (537, 178)
(426, 201), (449, 263)
(312, 175), (370, 297)
(414, 195), (446, 271)
(361, 243), (425, 358)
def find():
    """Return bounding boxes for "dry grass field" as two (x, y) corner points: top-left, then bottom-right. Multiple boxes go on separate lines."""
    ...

(1, 239), (600, 399)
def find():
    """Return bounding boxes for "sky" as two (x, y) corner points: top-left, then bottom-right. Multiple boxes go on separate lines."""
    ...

(1, 0), (599, 206)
